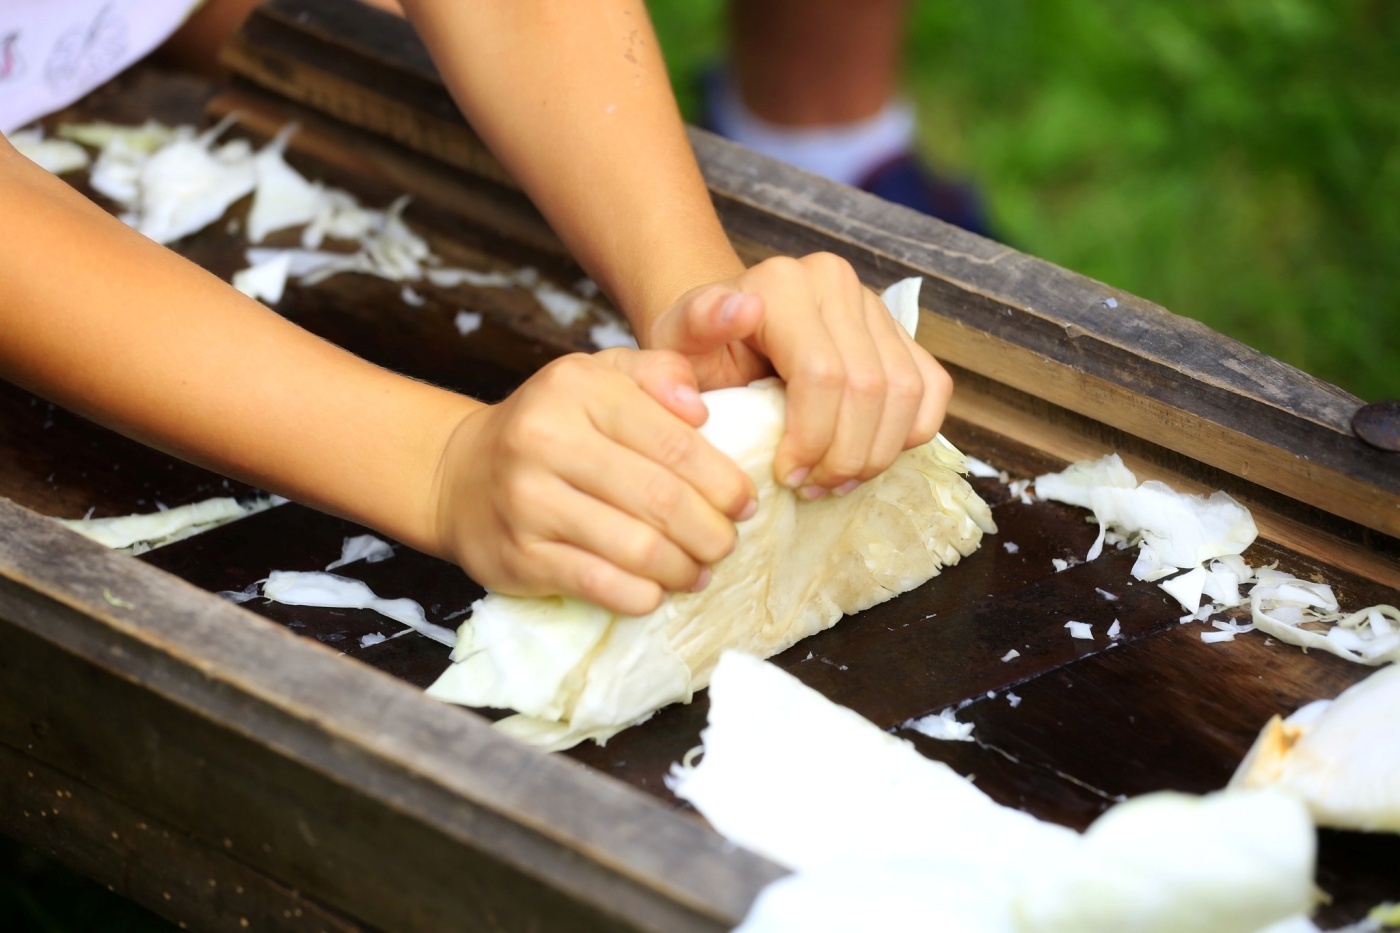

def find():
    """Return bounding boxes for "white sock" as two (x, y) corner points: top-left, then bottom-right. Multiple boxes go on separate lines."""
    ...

(707, 72), (915, 187)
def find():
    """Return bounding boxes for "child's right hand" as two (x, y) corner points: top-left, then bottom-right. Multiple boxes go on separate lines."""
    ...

(430, 349), (757, 616)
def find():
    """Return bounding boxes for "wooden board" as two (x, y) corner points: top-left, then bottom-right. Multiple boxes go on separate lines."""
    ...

(0, 11), (1396, 929)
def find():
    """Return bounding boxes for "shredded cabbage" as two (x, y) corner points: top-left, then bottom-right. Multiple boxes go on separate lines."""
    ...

(677, 653), (1315, 933)
(427, 280), (996, 749)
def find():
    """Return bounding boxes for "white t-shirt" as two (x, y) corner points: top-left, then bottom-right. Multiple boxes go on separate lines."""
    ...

(1, 0), (202, 134)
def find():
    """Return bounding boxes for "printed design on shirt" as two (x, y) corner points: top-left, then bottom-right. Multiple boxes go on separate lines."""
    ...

(45, 5), (128, 92)
(0, 32), (22, 83)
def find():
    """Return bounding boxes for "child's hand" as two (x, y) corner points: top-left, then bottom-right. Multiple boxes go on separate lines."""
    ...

(640, 253), (952, 498)
(430, 349), (757, 616)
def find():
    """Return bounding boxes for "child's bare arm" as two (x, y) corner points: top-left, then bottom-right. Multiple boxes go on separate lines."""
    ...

(401, 0), (953, 495)
(0, 138), (750, 614)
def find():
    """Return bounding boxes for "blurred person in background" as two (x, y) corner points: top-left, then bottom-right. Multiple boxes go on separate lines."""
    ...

(700, 0), (992, 236)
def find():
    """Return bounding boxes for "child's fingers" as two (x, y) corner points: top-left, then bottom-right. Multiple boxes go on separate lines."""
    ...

(768, 322), (845, 489)
(641, 285), (764, 361)
(551, 438), (736, 567)
(800, 275), (889, 490)
(590, 384), (757, 525)
(598, 346), (709, 428)
(857, 290), (927, 471)
(522, 540), (668, 617)
(901, 330), (953, 448)
(535, 474), (709, 594)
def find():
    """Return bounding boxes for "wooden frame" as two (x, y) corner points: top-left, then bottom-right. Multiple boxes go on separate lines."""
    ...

(1, 1), (1395, 929)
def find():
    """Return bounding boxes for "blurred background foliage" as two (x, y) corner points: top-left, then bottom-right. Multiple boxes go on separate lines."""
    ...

(651, 0), (1400, 401)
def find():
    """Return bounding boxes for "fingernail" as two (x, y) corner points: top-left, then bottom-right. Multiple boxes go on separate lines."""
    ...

(737, 498), (758, 521)
(784, 467), (809, 488)
(720, 292), (746, 323)
(690, 568), (712, 592)
(671, 383), (700, 406)
(798, 484), (825, 501)
(833, 479), (860, 497)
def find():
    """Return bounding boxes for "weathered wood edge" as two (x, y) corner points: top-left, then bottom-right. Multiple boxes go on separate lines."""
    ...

(226, 0), (1398, 541)
(0, 497), (783, 931)
(0, 742), (365, 932)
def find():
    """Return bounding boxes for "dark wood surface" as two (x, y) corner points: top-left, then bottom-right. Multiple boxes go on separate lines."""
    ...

(0, 15), (1396, 929)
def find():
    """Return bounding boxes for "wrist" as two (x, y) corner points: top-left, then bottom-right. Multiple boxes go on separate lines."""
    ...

(419, 396), (491, 564)
(624, 244), (748, 347)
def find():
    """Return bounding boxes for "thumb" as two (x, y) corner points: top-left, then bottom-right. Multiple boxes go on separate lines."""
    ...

(647, 286), (765, 358)
(596, 347), (709, 428)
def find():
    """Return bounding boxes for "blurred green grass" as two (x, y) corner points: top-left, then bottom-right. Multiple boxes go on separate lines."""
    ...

(650, 0), (1400, 401)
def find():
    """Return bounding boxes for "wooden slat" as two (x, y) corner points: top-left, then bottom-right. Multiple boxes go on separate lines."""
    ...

(7, 12), (1394, 929)
(0, 498), (783, 932)
(222, 0), (1400, 544)
(0, 742), (362, 933)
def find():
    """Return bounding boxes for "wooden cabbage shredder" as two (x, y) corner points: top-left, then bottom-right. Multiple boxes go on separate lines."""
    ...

(0, 0), (1396, 929)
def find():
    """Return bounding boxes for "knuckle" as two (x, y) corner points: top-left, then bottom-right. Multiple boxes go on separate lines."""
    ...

(641, 472), (685, 521)
(887, 369), (925, 405)
(858, 450), (898, 481)
(501, 410), (555, 459)
(649, 426), (696, 470)
(798, 359), (846, 394)
(846, 367), (887, 401)
(619, 527), (665, 572)
(574, 561), (615, 605)
(803, 251), (850, 278)
(547, 353), (599, 391)
(826, 453), (867, 482)
(758, 255), (805, 286)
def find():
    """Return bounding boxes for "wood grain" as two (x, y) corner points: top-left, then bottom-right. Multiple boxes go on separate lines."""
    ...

(0, 742), (363, 933)
(1, 11), (1393, 928)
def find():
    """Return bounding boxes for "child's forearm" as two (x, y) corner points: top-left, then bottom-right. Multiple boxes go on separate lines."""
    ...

(399, 0), (745, 336)
(0, 140), (478, 553)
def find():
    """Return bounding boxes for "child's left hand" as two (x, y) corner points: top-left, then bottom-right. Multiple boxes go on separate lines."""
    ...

(638, 253), (952, 498)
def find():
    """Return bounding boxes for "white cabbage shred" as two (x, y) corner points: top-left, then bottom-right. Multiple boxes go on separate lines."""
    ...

(54, 118), (613, 331)
(128, 115), (259, 245)
(1037, 455), (1397, 658)
(588, 316), (639, 350)
(903, 707), (975, 742)
(453, 311), (483, 336)
(1035, 454), (1257, 572)
(260, 571), (455, 647)
(245, 123), (323, 243)
(674, 652), (1316, 933)
(1230, 663), (1400, 833)
(325, 534), (394, 571)
(57, 495), (284, 554)
(1251, 571), (1400, 666)
(11, 127), (91, 174)
(233, 252), (291, 304)
(1064, 620), (1094, 640)
(426, 280), (996, 749)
